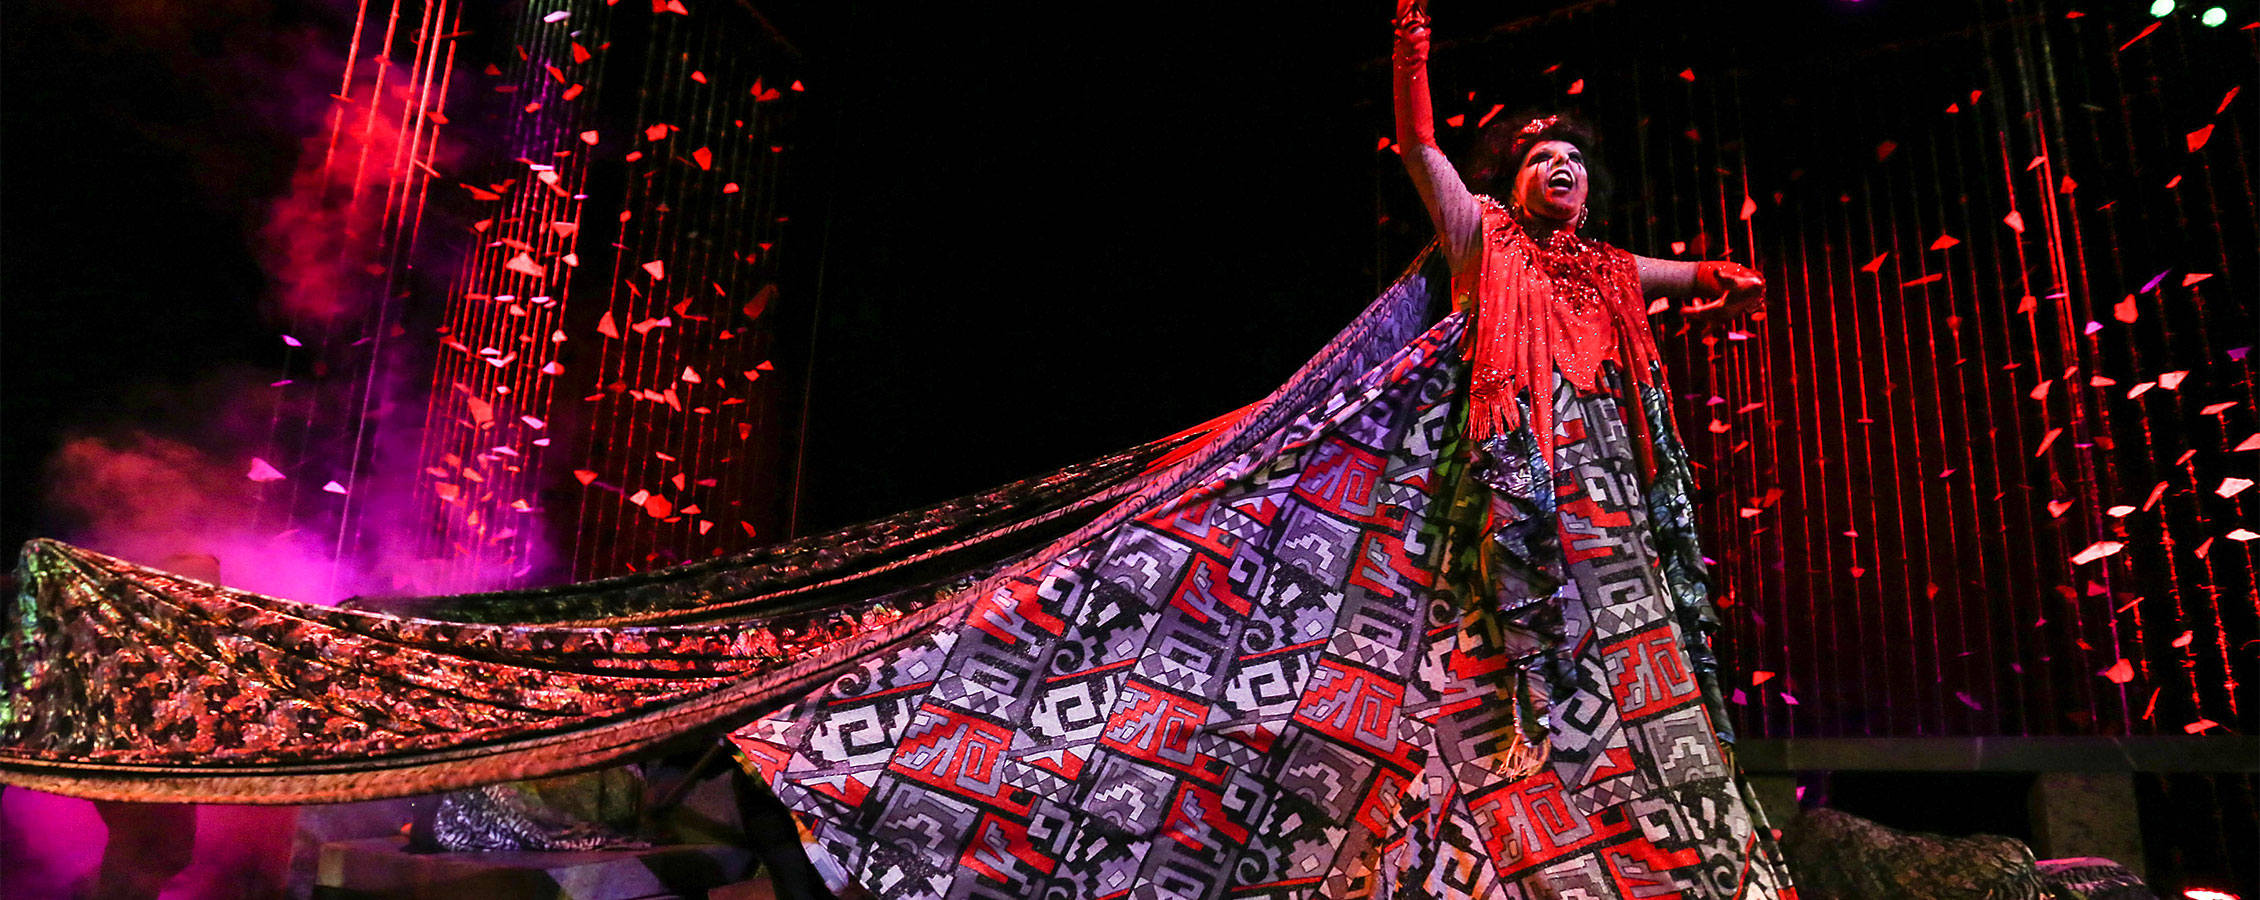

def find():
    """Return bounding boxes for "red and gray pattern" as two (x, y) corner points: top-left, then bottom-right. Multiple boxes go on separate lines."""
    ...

(733, 311), (1795, 899)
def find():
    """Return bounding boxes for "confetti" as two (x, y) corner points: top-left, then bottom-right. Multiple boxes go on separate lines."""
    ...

(322, 481), (348, 495)
(2157, 371), (2189, 389)
(2235, 433), (2260, 452)
(505, 252), (547, 279)
(2003, 210), (2024, 233)
(2181, 272), (2212, 286)
(1928, 234), (1959, 251)
(2113, 295), (2137, 323)
(2070, 540), (2124, 565)
(681, 366), (702, 383)
(247, 458), (287, 482)
(2171, 630), (2195, 649)
(520, 415), (547, 430)
(2220, 478), (2255, 499)
(1860, 253), (1888, 273)
(1566, 79), (1584, 94)
(2184, 718), (2220, 734)
(580, 130), (599, 145)
(543, 10), (570, 23)
(2106, 505), (2135, 517)
(2034, 427), (2063, 456)
(2230, 528), (2260, 542)
(642, 259), (667, 280)
(2101, 658), (2134, 684)
(1475, 104), (1504, 128)
(693, 147), (713, 170)
(2199, 401), (2237, 415)
(2187, 124), (2215, 152)
(2048, 499), (2076, 518)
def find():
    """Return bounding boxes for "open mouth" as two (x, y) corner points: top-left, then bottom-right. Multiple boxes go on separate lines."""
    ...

(1548, 171), (1577, 190)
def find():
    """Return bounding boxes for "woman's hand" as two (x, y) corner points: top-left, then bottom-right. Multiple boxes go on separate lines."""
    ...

(1686, 261), (1764, 321)
(1394, 0), (1430, 64)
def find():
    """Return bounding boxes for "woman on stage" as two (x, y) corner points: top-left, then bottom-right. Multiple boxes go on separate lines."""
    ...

(1380, 1), (1795, 896)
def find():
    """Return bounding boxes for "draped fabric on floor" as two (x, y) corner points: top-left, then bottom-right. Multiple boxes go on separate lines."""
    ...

(0, 255), (1447, 805)
(3, 254), (1792, 897)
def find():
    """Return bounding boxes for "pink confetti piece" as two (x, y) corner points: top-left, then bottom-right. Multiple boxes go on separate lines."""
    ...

(2126, 382), (2155, 399)
(2199, 401), (2238, 415)
(322, 481), (348, 495)
(2234, 433), (2260, 452)
(681, 366), (702, 383)
(642, 259), (667, 280)
(281, 334), (302, 347)
(2070, 540), (2124, 564)
(2035, 427), (2064, 456)
(2107, 505), (2136, 517)
(2158, 370), (2189, 389)
(2139, 269), (2171, 293)
(1779, 693), (1800, 706)
(2003, 210), (2025, 233)
(2229, 528), (2260, 542)
(247, 458), (287, 482)
(1956, 692), (1982, 710)
(2181, 272), (2212, 286)
(520, 415), (546, 429)
(580, 130), (599, 145)
(505, 252), (547, 279)
(2218, 477), (2254, 498)
(2185, 718), (2220, 734)
(2171, 630), (2195, 648)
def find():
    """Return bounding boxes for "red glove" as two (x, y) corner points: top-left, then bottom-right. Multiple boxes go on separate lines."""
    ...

(1392, 0), (1436, 149)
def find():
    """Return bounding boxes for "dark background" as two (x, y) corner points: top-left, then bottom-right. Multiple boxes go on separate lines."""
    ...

(4, 1), (2255, 891)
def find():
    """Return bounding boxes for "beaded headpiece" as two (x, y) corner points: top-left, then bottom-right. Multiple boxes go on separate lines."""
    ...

(1516, 115), (1560, 137)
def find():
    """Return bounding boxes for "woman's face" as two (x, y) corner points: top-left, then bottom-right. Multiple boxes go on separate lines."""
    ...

(1512, 139), (1588, 224)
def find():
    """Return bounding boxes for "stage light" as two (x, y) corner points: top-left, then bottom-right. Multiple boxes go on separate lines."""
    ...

(2185, 889), (2241, 900)
(2150, 0), (2176, 15)
(2199, 6), (2227, 24)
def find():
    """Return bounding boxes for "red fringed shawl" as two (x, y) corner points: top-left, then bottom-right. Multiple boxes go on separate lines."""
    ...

(1455, 196), (1666, 467)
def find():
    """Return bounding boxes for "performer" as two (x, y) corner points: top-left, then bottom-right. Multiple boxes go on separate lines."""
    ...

(1387, 1), (1794, 896)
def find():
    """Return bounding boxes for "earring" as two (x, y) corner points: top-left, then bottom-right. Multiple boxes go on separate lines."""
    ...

(1574, 206), (1588, 231)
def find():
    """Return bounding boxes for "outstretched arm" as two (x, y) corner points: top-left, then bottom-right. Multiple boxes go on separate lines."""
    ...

(1636, 255), (1765, 320)
(1394, 1), (1482, 276)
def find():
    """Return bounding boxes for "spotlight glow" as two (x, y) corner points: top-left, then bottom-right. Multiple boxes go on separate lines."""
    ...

(2185, 889), (2241, 900)
(2199, 6), (2227, 25)
(2151, 0), (2176, 15)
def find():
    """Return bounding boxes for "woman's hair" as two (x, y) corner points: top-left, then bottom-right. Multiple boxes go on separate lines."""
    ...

(1466, 110), (1610, 229)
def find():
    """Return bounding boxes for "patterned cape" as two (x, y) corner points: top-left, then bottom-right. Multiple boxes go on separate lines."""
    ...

(1, 251), (1794, 897)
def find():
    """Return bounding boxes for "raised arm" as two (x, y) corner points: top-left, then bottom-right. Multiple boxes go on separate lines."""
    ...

(1394, 1), (1483, 276)
(1636, 255), (1766, 320)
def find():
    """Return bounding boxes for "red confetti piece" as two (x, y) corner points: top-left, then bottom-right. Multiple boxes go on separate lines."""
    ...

(1860, 253), (1888, 273)
(661, 0), (689, 14)
(1444, 114), (1465, 128)
(2071, 540), (2125, 565)
(434, 483), (461, 502)
(791, 80), (805, 92)
(2181, 272), (2212, 286)
(1566, 79), (1584, 94)
(642, 259), (667, 280)
(2030, 380), (2052, 400)
(2143, 481), (2170, 510)
(596, 311), (620, 338)
(2187, 124), (2215, 152)
(573, 42), (593, 64)
(2195, 537), (2216, 559)
(645, 123), (672, 141)
(2185, 718), (2220, 734)
(2101, 658), (2134, 683)
(2171, 631), (2195, 649)
(1475, 104), (1504, 128)
(1875, 140), (1897, 162)
(2217, 86), (2241, 114)
(2126, 382), (2154, 399)
(723, 182), (740, 193)
(1901, 273), (1943, 288)
(505, 252), (547, 279)
(1928, 234), (1960, 251)
(2234, 433), (2260, 452)
(691, 71), (708, 84)
(2106, 505), (2135, 517)
(2003, 211), (2025, 233)
(1670, 241), (1687, 255)
(693, 147), (713, 170)
(2199, 401), (2238, 415)
(1752, 671), (1775, 685)
(562, 84), (584, 101)
(2157, 370), (2188, 389)
(2118, 21), (2159, 52)
(1677, 68), (1695, 82)
(1739, 196), (1756, 221)
(2165, 174), (2182, 188)
(2048, 499), (2075, 518)
(1647, 298), (1670, 315)
(2114, 295), (2138, 323)
(465, 397), (494, 426)
(681, 366), (702, 384)
(248, 458), (287, 482)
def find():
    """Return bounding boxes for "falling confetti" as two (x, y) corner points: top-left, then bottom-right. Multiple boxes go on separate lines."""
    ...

(247, 458), (287, 482)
